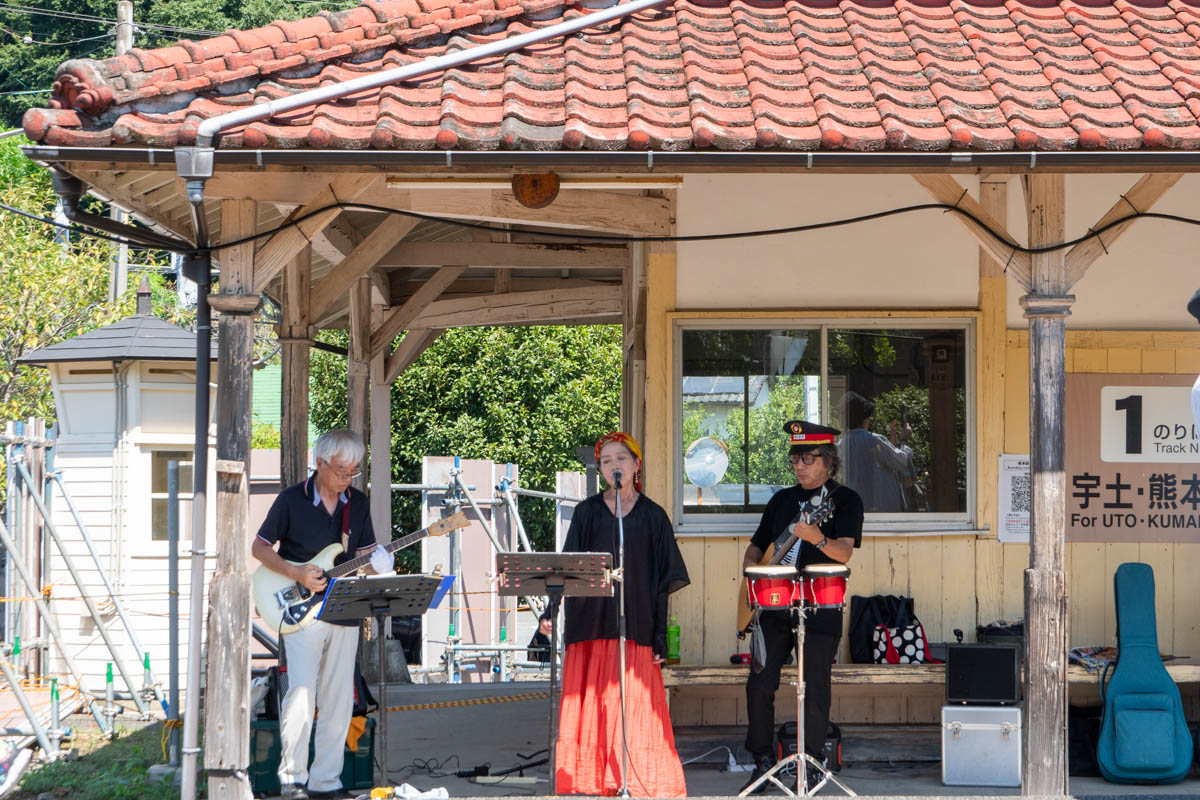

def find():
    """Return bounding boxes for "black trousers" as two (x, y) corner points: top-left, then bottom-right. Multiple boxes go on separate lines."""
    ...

(744, 610), (841, 758)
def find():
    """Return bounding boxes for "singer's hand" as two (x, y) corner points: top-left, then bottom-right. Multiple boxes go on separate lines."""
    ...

(652, 653), (666, 665)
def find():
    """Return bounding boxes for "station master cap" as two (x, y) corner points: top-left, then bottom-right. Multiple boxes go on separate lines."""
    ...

(783, 420), (840, 453)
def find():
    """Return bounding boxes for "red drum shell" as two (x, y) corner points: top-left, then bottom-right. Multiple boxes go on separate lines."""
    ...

(746, 576), (801, 609)
(801, 564), (850, 609)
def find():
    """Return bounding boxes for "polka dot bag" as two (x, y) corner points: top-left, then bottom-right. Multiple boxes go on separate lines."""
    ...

(872, 622), (928, 664)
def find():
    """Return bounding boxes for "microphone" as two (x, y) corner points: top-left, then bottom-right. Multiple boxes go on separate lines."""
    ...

(612, 469), (623, 489)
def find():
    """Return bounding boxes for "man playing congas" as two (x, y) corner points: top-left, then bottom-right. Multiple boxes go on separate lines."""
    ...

(740, 421), (864, 794)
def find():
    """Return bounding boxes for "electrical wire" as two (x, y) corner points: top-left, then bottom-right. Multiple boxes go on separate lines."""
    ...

(7, 195), (1200, 271)
(0, 3), (223, 36)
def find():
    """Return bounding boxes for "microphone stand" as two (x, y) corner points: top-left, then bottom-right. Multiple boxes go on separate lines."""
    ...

(613, 473), (631, 798)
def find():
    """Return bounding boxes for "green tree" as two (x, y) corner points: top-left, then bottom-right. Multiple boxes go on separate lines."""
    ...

(309, 325), (622, 564)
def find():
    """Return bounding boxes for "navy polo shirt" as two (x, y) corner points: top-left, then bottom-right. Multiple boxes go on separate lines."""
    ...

(256, 475), (377, 626)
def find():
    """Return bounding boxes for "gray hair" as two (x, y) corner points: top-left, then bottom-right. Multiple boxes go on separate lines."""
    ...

(313, 429), (364, 467)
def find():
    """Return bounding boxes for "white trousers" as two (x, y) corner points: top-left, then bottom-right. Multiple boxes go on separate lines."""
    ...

(278, 620), (360, 792)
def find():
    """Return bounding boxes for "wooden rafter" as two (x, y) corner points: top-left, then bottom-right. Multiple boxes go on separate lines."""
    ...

(912, 174), (1032, 289)
(308, 215), (419, 321)
(1063, 173), (1182, 287)
(378, 241), (630, 270)
(370, 266), (466, 359)
(384, 329), (442, 384)
(409, 285), (621, 329)
(388, 276), (614, 305)
(249, 174), (376, 294)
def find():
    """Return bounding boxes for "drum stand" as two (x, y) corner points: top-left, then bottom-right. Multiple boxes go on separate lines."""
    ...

(739, 601), (856, 798)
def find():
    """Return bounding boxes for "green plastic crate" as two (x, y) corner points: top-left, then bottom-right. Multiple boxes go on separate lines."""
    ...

(249, 717), (375, 796)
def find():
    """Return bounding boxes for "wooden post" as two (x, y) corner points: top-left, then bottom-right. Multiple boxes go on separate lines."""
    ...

(976, 176), (1008, 631)
(205, 198), (257, 800)
(622, 241), (646, 445)
(369, 303), (392, 541)
(348, 276), (371, 491)
(1019, 174), (1072, 797)
(280, 246), (311, 489)
(643, 192), (676, 508)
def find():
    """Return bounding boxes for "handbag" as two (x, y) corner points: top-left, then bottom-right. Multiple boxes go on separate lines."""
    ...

(872, 622), (929, 664)
(848, 594), (916, 663)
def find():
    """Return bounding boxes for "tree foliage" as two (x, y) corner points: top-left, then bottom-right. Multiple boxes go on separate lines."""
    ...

(0, 0), (359, 128)
(310, 325), (622, 561)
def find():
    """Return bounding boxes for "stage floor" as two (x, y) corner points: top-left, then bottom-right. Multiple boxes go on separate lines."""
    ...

(254, 680), (1200, 799)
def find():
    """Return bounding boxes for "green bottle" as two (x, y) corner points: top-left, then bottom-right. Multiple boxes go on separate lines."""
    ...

(666, 616), (681, 664)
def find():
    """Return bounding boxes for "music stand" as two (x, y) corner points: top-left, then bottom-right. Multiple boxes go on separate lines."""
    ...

(496, 552), (613, 793)
(319, 574), (446, 785)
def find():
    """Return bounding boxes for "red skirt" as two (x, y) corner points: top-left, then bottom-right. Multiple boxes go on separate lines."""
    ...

(555, 640), (687, 797)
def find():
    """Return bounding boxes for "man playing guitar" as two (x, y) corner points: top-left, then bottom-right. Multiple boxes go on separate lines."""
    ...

(740, 421), (863, 794)
(252, 430), (392, 800)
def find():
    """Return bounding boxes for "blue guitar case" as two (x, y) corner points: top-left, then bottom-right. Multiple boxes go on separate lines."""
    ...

(1096, 562), (1192, 783)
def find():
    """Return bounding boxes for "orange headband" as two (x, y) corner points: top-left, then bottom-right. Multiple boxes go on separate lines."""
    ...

(595, 431), (642, 491)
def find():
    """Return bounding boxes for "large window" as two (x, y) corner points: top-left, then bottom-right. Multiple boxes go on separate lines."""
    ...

(150, 450), (193, 541)
(678, 322), (971, 529)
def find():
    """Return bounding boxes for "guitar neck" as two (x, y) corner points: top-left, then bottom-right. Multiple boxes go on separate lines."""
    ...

(325, 528), (425, 579)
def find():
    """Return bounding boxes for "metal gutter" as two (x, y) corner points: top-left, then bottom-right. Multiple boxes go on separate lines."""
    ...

(23, 146), (1200, 172)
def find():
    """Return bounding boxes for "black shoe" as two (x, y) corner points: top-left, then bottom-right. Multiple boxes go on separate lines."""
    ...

(280, 785), (309, 800)
(740, 754), (776, 795)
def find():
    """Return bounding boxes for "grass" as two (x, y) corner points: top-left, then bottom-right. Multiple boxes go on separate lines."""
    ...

(12, 721), (199, 800)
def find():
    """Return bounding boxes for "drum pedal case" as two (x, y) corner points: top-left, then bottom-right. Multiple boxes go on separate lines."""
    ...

(941, 705), (1022, 787)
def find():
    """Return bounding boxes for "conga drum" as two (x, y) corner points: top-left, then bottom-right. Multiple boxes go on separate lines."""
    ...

(744, 565), (801, 610)
(801, 563), (851, 610)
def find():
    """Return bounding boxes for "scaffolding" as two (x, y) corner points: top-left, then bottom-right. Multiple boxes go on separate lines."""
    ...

(0, 420), (165, 773)
(398, 457), (587, 685)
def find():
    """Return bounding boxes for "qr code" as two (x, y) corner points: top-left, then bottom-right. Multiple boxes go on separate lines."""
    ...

(1010, 474), (1031, 513)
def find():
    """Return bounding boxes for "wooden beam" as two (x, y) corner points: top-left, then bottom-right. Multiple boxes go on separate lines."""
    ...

(1063, 173), (1182, 287)
(369, 302), (391, 538)
(382, 189), (670, 235)
(310, 214), (364, 266)
(280, 246), (311, 489)
(912, 174), (1032, 290)
(348, 277), (371, 492)
(409, 285), (621, 329)
(368, 268), (390, 306)
(384, 329), (442, 385)
(370, 267), (466, 360)
(389, 276), (614, 306)
(378, 241), (629, 270)
(309, 215), (419, 321)
(250, 174), (378, 294)
(206, 197), (256, 800)
(1020, 173), (1070, 798)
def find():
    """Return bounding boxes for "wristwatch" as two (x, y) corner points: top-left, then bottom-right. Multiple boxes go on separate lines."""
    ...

(815, 537), (828, 550)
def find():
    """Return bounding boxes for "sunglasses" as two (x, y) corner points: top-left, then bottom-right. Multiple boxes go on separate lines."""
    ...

(789, 453), (822, 466)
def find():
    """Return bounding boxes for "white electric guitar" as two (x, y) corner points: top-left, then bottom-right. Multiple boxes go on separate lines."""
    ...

(253, 511), (469, 634)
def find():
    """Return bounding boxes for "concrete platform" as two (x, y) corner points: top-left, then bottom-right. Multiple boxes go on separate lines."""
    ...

(261, 681), (1200, 799)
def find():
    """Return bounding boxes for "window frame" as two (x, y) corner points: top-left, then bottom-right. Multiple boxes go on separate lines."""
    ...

(148, 448), (194, 543)
(672, 313), (978, 537)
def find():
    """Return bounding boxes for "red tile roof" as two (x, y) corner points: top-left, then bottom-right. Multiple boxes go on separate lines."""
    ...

(22, 0), (1200, 152)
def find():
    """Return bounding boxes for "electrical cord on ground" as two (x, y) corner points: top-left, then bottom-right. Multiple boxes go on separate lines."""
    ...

(680, 744), (751, 773)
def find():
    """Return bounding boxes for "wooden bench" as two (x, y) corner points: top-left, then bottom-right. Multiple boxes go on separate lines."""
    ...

(661, 662), (1200, 714)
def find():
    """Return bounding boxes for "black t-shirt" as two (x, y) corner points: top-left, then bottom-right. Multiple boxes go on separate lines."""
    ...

(255, 474), (377, 627)
(749, 480), (863, 635)
(562, 493), (690, 657)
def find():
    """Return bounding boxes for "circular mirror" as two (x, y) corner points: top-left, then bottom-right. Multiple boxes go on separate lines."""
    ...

(684, 437), (729, 488)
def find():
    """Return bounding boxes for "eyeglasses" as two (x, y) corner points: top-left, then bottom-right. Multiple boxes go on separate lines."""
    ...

(789, 453), (821, 466)
(320, 459), (362, 480)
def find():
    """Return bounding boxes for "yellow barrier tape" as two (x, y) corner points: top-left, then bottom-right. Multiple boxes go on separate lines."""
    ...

(385, 690), (549, 713)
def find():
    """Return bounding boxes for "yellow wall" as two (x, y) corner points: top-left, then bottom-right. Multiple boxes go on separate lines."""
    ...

(662, 320), (1200, 725)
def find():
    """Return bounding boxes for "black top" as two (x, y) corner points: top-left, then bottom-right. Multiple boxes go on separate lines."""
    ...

(256, 474), (378, 627)
(749, 480), (864, 635)
(562, 493), (690, 658)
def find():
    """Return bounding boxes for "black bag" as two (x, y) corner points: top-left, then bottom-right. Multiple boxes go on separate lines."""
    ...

(352, 659), (376, 716)
(848, 595), (915, 664)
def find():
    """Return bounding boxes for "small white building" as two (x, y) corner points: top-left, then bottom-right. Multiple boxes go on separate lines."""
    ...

(18, 279), (217, 698)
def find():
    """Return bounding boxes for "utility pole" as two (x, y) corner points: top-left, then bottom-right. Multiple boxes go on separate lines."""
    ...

(108, 0), (133, 301)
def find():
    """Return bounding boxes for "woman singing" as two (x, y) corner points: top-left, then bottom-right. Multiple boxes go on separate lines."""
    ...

(555, 432), (690, 797)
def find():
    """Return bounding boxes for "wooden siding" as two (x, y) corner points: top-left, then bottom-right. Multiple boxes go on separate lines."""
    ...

(667, 330), (1200, 726)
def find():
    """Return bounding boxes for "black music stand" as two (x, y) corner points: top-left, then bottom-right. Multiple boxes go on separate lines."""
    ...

(319, 574), (447, 785)
(496, 552), (613, 793)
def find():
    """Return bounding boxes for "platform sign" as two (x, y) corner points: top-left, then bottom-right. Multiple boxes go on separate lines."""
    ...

(1067, 374), (1200, 542)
